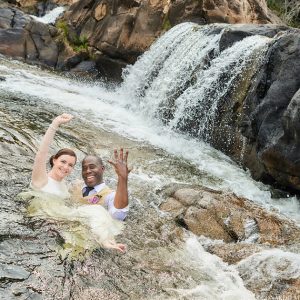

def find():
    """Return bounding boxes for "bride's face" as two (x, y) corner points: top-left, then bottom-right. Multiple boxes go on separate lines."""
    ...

(52, 154), (76, 180)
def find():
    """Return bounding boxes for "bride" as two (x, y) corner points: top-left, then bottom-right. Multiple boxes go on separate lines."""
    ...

(29, 113), (126, 253)
(31, 113), (77, 198)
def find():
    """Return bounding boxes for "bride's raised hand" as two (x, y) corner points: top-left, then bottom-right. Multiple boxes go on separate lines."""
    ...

(52, 113), (74, 128)
(31, 113), (74, 188)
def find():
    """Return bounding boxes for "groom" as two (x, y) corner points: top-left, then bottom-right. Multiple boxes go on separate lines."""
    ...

(81, 148), (131, 221)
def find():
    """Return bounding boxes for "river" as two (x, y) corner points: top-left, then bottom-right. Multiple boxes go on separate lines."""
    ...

(0, 23), (300, 300)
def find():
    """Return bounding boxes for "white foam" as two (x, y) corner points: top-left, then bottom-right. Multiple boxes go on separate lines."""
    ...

(237, 249), (300, 296)
(169, 237), (256, 300)
(31, 6), (65, 24)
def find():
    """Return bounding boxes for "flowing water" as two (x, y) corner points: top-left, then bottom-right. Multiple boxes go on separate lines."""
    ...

(0, 23), (300, 299)
(30, 6), (65, 24)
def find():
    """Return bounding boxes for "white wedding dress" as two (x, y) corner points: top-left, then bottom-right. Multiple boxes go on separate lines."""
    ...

(24, 177), (124, 252)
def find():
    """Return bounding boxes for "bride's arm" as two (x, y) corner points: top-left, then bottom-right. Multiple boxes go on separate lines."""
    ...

(31, 113), (73, 188)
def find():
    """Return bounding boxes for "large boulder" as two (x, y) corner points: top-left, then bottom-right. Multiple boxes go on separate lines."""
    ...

(210, 28), (300, 192)
(0, 6), (59, 66)
(241, 32), (300, 191)
(160, 185), (300, 246)
(0, 5), (87, 70)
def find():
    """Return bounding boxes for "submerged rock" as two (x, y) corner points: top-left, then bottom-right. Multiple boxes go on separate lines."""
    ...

(237, 249), (300, 299)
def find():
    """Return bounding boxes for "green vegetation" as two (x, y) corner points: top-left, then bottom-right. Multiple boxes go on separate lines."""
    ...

(267, 0), (300, 28)
(56, 19), (68, 37)
(56, 20), (89, 52)
(72, 36), (89, 52)
(162, 15), (172, 31)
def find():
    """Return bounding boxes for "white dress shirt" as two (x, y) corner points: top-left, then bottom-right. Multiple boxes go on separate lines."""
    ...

(82, 182), (128, 221)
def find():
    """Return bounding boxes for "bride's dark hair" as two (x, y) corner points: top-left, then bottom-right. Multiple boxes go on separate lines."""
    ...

(49, 148), (77, 168)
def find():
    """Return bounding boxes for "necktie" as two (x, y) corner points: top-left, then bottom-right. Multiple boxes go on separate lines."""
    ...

(83, 186), (94, 197)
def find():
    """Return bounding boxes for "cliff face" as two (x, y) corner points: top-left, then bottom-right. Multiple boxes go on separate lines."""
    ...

(0, 0), (282, 78)
(62, 0), (281, 77)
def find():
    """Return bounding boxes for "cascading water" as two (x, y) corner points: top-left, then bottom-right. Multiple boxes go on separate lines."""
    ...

(30, 6), (65, 24)
(0, 22), (300, 300)
(120, 23), (269, 141)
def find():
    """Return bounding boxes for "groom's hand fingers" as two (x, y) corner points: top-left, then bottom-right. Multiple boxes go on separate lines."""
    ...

(119, 148), (124, 161)
(113, 149), (118, 160)
(124, 150), (128, 163)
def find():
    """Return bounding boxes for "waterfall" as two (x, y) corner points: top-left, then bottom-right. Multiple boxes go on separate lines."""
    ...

(120, 23), (269, 141)
(31, 6), (65, 24)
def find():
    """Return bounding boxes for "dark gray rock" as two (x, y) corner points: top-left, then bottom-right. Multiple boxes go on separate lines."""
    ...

(240, 31), (300, 190)
(219, 24), (290, 51)
(0, 6), (81, 70)
(70, 60), (96, 72)
(0, 8), (14, 29)
(0, 28), (27, 59)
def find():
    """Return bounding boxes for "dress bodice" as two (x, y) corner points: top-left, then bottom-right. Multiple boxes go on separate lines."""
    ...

(40, 176), (70, 198)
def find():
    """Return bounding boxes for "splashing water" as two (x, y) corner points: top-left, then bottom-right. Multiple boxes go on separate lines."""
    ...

(167, 237), (256, 300)
(119, 23), (269, 141)
(237, 249), (300, 298)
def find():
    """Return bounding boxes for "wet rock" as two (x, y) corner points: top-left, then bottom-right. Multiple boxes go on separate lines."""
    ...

(0, 263), (30, 281)
(160, 184), (300, 298)
(240, 31), (300, 191)
(94, 53), (128, 81)
(160, 197), (184, 217)
(206, 242), (268, 264)
(70, 60), (96, 73)
(160, 185), (300, 246)
(218, 24), (289, 51)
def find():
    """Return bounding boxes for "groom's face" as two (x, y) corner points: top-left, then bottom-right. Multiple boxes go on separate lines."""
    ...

(82, 156), (105, 187)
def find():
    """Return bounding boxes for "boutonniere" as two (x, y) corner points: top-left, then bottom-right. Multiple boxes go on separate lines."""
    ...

(87, 196), (100, 204)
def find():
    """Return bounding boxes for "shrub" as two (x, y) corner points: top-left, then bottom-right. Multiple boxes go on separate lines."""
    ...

(267, 0), (300, 28)
(56, 20), (88, 52)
